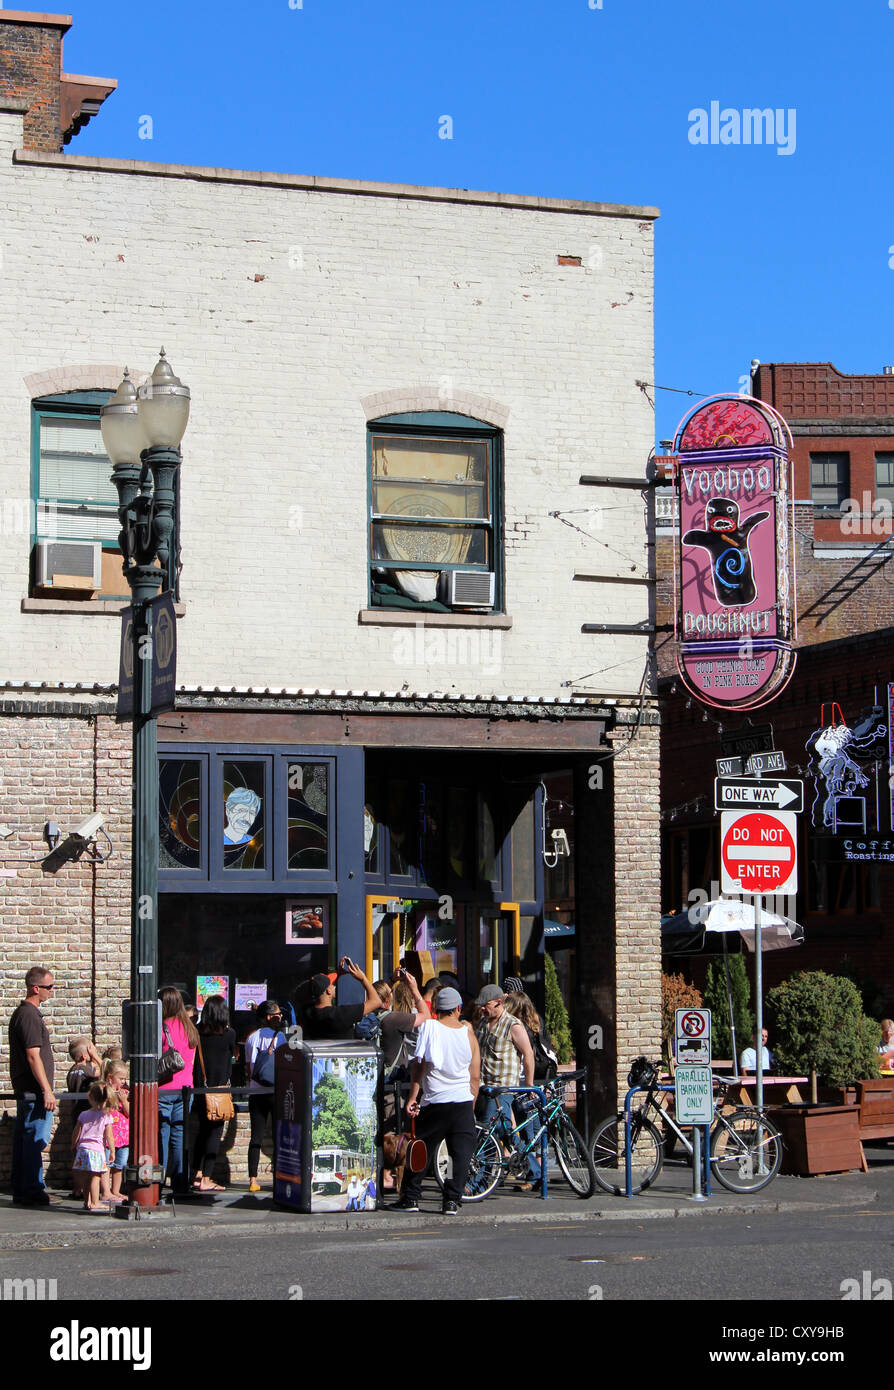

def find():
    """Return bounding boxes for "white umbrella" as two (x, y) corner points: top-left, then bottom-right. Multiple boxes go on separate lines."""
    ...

(665, 898), (805, 1071)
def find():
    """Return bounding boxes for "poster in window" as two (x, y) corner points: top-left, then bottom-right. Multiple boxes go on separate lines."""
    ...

(286, 899), (329, 946)
(196, 974), (229, 1010)
(235, 982), (268, 1013)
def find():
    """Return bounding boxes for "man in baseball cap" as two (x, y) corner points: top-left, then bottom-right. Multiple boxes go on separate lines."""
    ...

(302, 958), (382, 1041)
(392, 984), (480, 1216)
(475, 980), (539, 1190)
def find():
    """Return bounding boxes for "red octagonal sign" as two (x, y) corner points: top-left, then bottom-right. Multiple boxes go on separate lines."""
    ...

(721, 810), (798, 896)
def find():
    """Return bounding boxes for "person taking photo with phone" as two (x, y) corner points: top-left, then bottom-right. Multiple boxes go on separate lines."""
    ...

(302, 957), (382, 1040)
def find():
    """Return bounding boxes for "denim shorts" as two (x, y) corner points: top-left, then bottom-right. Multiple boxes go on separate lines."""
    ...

(110, 1145), (129, 1172)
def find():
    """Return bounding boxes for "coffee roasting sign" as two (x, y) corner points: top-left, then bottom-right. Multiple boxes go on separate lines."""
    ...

(672, 395), (797, 709)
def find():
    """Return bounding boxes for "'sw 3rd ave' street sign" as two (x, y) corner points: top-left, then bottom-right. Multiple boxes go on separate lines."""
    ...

(714, 778), (803, 813)
(720, 809), (798, 896)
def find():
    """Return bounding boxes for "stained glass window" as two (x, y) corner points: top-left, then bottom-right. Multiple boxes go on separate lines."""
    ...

(223, 762), (265, 870)
(287, 762), (329, 870)
(159, 759), (202, 870)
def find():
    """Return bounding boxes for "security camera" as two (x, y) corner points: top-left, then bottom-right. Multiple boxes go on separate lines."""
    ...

(71, 812), (105, 842)
(551, 828), (571, 857)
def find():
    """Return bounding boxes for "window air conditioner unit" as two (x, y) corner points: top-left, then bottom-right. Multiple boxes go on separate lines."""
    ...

(35, 539), (102, 591)
(443, 570), (495, 610)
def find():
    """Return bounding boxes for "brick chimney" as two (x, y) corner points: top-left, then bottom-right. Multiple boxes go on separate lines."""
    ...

(0, 10), (116, 152)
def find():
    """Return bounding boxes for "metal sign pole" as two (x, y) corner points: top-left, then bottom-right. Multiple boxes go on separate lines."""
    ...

(754, 893), (763, 1113)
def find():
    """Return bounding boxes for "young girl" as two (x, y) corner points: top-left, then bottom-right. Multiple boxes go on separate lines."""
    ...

(103, 1061), (130, 1199)
(71, 1081), (117, 1211)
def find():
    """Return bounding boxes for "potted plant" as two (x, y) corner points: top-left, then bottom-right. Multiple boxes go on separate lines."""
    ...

(766, 971), (880, 1175)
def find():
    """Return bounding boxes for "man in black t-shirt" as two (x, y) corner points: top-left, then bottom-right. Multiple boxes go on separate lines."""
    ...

(302, 958), (382, 1040)
(8, 965), (57, 1205)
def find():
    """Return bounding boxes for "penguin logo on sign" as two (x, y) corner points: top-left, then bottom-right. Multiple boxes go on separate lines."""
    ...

(682, 497), (770, 607)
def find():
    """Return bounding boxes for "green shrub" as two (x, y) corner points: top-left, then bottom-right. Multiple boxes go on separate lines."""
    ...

(544, 952), (573, 1063)
(661, 972), (703, 1063)
(704, 953), (754, 1062)
(767, 970), (881, 1096)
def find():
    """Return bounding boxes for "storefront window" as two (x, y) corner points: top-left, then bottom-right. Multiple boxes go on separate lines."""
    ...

(389, 779), (411, 877)
(159, 759), (202, 870)
(478, 792), (497, 883)
(447, 786), (472, 881)
(287, 762), (329, 870)
(223, 761), (265, 870)
(511, 796), (536, 902)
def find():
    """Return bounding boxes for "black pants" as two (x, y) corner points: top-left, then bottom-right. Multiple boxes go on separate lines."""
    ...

(248, 1094), (275, 1180)
(401, 1101), (475, 1205)
(192, 1100), (226, 1177)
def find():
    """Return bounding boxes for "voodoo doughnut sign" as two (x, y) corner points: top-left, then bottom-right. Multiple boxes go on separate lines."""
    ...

(672, 395), (797, 709)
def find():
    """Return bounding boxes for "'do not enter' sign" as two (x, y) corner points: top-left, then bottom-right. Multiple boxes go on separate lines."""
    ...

(720, 810), (798, 896)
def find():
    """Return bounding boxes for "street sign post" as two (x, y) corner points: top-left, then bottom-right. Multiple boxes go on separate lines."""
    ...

(714, 777), (803, 813)
(720, 810), (798, 896)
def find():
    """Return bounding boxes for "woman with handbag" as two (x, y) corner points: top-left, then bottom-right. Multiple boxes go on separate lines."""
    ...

(157, 986), (199, 1194)
(192, 994), (236, 1193)
(244, 1000), (286, 1194)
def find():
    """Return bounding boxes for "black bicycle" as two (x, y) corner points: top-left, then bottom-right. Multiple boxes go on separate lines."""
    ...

(590, 1058), (783, 1196)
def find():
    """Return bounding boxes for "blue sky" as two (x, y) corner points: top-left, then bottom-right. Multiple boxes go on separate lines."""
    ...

(63, 0), (894, 446)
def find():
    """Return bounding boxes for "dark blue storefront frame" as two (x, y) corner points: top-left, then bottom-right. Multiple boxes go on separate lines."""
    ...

(158, 742), (367, 1002)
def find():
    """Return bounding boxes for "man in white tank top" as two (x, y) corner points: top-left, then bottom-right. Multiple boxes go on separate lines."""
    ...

(391, 987), (480, 1215)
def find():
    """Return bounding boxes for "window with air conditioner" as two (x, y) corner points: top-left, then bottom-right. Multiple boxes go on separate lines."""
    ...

(31, 392), (179, 599)
(368, 412), (502, 612)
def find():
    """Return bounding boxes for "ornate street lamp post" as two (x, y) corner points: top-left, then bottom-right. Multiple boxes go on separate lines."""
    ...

(102, 351), (190, 1209)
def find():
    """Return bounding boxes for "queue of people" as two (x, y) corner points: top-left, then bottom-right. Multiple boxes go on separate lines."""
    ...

(6, 959), (557, 1211)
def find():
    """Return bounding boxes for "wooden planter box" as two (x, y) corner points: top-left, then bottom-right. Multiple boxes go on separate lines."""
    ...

(769, 1104), (863, 1176)
(817, 1085), (858, 1107)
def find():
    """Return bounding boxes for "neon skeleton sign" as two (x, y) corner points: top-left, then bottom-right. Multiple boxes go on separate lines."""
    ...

(672, 395), (797, 709)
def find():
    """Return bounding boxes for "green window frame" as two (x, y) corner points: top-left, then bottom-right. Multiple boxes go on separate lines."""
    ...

(31, 391), (179, 597)
(368, 412), (503, 612)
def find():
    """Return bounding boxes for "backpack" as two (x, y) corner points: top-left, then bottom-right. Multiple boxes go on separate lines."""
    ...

(252, 1032), (280, 1087)
(528, 1026), (559, 1082)
(354, 1012), (382, 1044)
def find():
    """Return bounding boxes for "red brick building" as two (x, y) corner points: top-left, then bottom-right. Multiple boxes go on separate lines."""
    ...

(657, 363), (894, 1016)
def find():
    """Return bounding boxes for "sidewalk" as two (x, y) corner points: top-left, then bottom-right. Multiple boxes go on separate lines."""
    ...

(3, 1146), (892, 1248)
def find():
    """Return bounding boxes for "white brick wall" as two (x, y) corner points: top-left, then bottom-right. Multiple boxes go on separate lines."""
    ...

(0, 112), (656, 699)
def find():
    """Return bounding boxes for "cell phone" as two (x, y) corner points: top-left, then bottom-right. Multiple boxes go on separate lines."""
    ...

(341, 956), (355, 971)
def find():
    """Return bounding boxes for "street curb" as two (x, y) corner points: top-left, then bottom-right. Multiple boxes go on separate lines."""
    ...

(0, 1187), (878, 1250)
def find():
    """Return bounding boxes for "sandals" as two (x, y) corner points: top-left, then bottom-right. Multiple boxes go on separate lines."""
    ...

(192, 1180), (225, 1192)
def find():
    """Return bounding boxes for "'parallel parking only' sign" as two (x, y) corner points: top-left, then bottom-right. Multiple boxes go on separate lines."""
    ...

(720, 809), (798, 896)
(675, 1065), (715, 1124)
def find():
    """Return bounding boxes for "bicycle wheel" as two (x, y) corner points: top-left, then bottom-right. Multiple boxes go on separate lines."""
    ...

(551, 1115), (597, 1197)
(435, 1126), (503, 1202)
(591, 1113), (663, 1195)
(711, 1107), (782, 1193)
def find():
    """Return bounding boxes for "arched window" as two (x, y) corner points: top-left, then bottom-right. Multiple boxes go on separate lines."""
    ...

(368, 411), (503, 612)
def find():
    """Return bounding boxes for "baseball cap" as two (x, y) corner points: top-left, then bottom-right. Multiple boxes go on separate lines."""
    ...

(310, 973), (334, 1000)
(475, 983), (504, 1006)
(434, 986), (462, 1012)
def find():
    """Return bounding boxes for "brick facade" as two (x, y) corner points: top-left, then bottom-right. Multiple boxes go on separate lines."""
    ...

(0, 12), (67, 152)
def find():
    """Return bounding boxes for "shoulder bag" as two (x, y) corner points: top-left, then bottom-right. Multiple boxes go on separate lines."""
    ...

(196, 1036), (235, 1122)
(157, 1022), (185, 1084)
